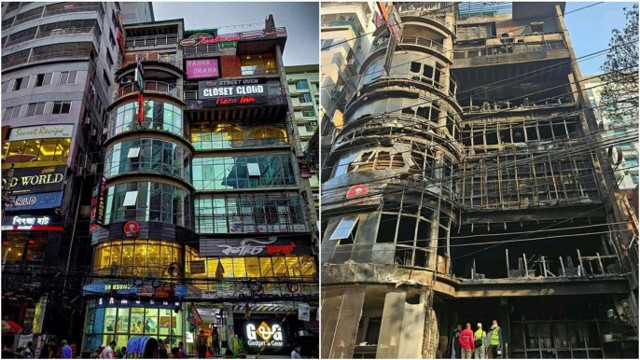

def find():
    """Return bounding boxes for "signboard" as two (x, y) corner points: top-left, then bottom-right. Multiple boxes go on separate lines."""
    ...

(190, 260), (206, 274)
(198, 77), (267, 102)
(5, 191), (63, 211)
(180, 33), (241, 47)
(83, 283), (187, 297)
(201, 290), (217, 299)
(199, 236), (311, 257)
(9, 124), (74, 141)
(124, 221), (139, 237)
(186, 59), (220, 79)
(384, 34), (397, 76)
(1, 165), (66, 195)
(135, 59), (144, 92)
(298, 303), (310, 322)
(187, 303), (203, 326)
(2, 215), (63, 231)
(90, 177), (107, 232)
(136, 285), (154, 297)
(346, 184), (369, 199)
(246, 321), (284, 347)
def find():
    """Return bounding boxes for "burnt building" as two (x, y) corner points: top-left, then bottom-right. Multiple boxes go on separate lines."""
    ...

(320, 2), (639, 358)
(82, 15), (318, 357)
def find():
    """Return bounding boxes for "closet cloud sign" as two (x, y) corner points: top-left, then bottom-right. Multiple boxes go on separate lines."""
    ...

(198, 77), (266, 98)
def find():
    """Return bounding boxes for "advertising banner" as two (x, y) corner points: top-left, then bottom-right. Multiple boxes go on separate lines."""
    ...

(198, 236), (311, 257)
(5, 191), (63, 211)
(1, 165), (66, 195)
(298, 303), (310, 322)
(90, 176), (107, 232)
(1, 215), (63, 231)
(186, 59), (219, 79)
(187, 303), (203, 326)
(197, 77), (268, 107)
(9, 124), (74, 141)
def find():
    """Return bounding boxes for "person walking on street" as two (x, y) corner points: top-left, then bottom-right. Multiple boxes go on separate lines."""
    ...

(100, 341), (116, 359)
(487, 320), (503, 359)
(450, 324), (463, 359)
(158, 339), (169, 359)
(291, 344), (302, 359)
(60, 341), (72, 359)
(473, 323), (487, 359)
(196, 330), (207, 359)
(177, 342), (187, 359)
(459, 323), (475, 359)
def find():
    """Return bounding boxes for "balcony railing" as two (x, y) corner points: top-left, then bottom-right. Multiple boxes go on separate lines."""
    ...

(454, 41), (566, 59)
(372, 36), (445, 54)
(395, 3), (448, 27)
(116, 80), (182, 100)
(26, 49), (93, 64)
(121, 52), (182, 69)
(8, 4), (104, 28)
(125, 34), (178, 48)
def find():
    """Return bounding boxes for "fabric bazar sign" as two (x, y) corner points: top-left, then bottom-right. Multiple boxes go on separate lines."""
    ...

(186, 59), (219, 79)
(199, 236), (310, 257)
(5, 191), (63, 211)
(1, 166), (66, 194)
(9, 124), (74, 141)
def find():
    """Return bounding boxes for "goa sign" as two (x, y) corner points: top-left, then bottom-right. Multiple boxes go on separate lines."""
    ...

(246, 321), (284, 347)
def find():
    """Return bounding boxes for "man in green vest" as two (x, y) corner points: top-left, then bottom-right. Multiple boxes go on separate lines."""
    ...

(487, 319), (503, 359)
(473, 323), (486, 359)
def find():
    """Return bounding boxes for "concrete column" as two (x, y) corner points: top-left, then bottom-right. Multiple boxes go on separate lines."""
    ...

(376, 289), (426, 359)
(321, 286), (366, 359)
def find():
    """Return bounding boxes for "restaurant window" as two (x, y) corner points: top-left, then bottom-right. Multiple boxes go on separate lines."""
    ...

(192, 154), (296, 191)
(3, 137), (71, 164)
(92, 239), (182, 278)
(190, 122), (288, 150)
(240, 53), (277, 76)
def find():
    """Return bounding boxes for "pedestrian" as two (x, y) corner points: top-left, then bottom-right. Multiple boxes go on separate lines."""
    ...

(47, 339), (58, 359)
(120, 347), (127, 359)
(90, 346), (103, 359)
(169, 347), (179, 359)
(177, 342), (187, 359)
(158, 339), (169, 359)
(474, 323), (487, 359)
(60, 340), (72, 359)
(450, 324), (462, 359)
(25, 342), (34, 359)
(196, 330), (207, 359)
(99, 341), (116, 359)
(486, 320), (503, 359)
(459, 323), (475, 359)
(291, 344), (302, 359)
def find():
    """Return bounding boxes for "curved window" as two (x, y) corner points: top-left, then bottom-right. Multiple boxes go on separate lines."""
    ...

(190, 122), (288, 150)
(93, 239), (182, 278)
(104, 138), (191, 181)
(103, 181), (193, 229)
(195, 192), (306, 234)
(110, 100), (183, 137)
(361, 53), (445, 90)
(192, 154), (296, 190)
(83, 302), (182, 358)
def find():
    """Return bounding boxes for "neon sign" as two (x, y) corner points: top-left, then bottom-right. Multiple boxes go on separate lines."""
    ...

(180, 33), (241, 47)
(246, 321), (284, 347)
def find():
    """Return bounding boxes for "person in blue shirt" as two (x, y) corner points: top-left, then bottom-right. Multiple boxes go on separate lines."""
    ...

(60, 340), (72, 359)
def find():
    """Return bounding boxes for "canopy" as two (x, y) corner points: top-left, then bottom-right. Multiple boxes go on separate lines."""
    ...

(1, 320), (23, 335)
(127, 336), (158, 358)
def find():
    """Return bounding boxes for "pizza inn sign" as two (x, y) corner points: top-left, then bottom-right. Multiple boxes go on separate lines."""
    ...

(246, 321), (284, 347)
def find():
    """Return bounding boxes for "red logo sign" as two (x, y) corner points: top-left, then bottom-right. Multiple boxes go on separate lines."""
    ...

(124, 221), (139, 237)
(346, 184), (368, 199)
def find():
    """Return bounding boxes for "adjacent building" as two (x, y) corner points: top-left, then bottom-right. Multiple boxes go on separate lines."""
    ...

(81, 15), (319, 357)
(320, 2), (639, 359)
(1, 1), (151, 344)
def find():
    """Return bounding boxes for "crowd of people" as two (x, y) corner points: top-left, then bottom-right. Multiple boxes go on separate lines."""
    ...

(450, 320), (504, 359)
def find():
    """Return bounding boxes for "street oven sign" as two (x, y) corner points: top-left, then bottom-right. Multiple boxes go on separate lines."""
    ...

(198, 77), (267, 106)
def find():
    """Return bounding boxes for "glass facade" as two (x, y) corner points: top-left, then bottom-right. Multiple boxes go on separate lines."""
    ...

(190, 122), (288, 150)
(3, 137), (71, 164)
(192, 154), (296, 191)
(93, 239), (182, 278)
(104, 138), (191, 181)
(110, 100), (183, 137)
(1, 232), (48, 262)
(83, 302), (183, 357)
(195, 192), (307, 234)
(104, 181), (193, 229)
(185, 246), (315, 285)
(240, 53), (277, 76)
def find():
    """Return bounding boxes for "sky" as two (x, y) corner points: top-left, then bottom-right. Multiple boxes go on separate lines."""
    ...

(152, 2), (319, 66)
(564, 1), (635, 75)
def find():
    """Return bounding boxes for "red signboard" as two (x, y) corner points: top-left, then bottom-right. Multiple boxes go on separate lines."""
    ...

(124, 221), (139, 237)
(346, 184), (369, 199)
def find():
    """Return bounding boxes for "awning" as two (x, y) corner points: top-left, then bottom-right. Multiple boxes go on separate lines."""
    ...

(1, 320), (23, 334)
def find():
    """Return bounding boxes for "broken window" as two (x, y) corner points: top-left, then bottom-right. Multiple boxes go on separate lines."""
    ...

(329, 216), (359, 242)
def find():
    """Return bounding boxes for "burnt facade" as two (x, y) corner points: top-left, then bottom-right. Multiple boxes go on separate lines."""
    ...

(320, 2), (638, 359)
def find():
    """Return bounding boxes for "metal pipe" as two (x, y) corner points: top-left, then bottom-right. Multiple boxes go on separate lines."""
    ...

(64, 176), (84, 291)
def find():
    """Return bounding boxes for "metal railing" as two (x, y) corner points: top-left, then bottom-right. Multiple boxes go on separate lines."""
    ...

(125, 34), (178, 48)
(116, 80), (182, 100)
(122, 52), (182, 69)
(395, 3), (448, 26)
(372, 36), (445, 54)
(28, 49), (93, 63)
(454, 41), (566, 59)
(42, 3), (104, 18)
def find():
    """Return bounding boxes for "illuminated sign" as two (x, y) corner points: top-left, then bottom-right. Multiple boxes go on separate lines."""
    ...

(90, 177), (107, 232)
(104, 284), (132, 291)
(198, 78), (266, 99)
(1, 166), (66, 194)
(186, 59), (219, 79)
(124, 221), (139, 237)
(199, 237), (308, 257)
(1, 215), (63, 231)
(5, 191), (63, 211)
(9, 124), (74, 141)
(180, 33), (241, 47)
(246, 321), (284, 347)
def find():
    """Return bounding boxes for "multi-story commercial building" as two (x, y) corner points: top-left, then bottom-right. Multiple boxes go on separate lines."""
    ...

(1, 1), (151, 345)
(285, 64), (320, 217)
(82, 15), (318, 357)
(584, 75), (639, 214)
(319, 2), (377, 173)
(119, 2), (154, 25)
(321, 2), (639, 359)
